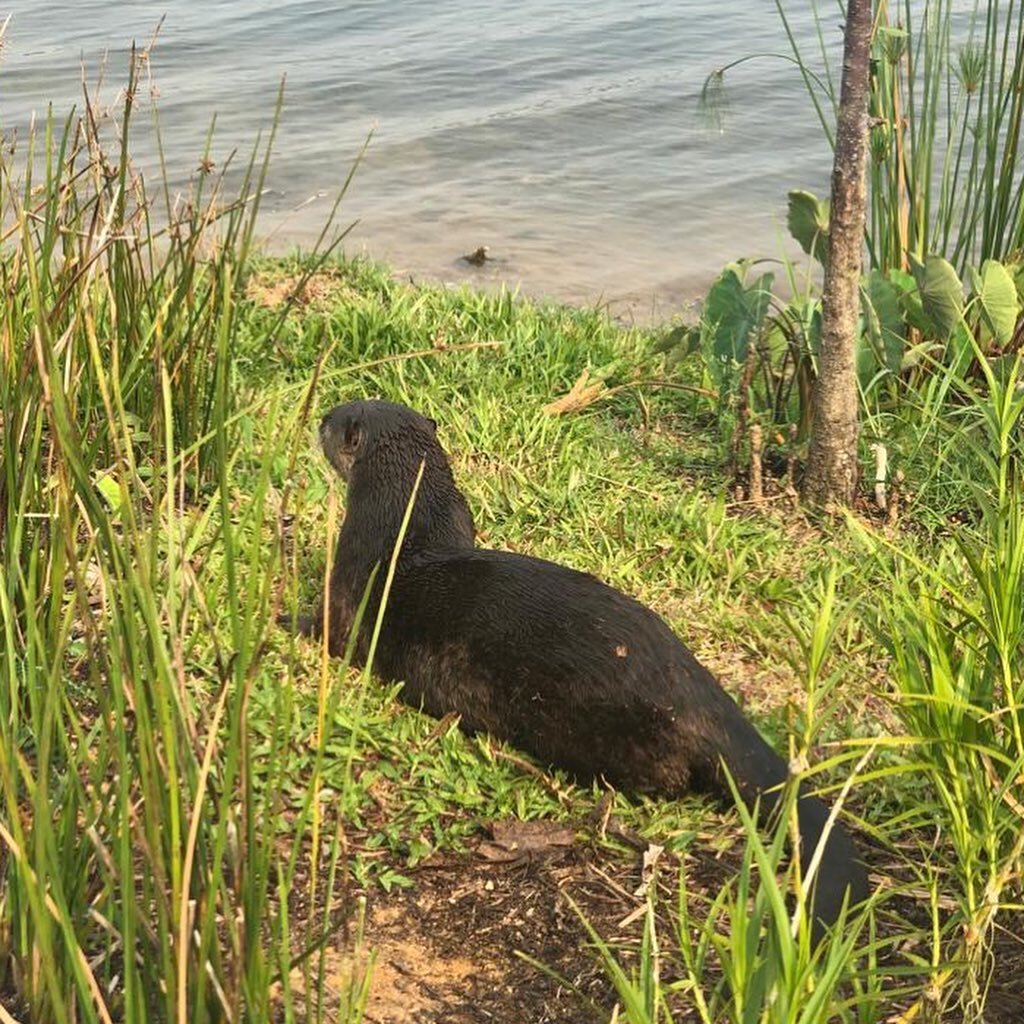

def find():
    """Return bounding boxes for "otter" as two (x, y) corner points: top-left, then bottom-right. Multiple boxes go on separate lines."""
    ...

(291, 399), (869, 935)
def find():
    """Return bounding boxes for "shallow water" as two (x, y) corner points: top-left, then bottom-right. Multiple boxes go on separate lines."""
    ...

(1, 1), (845, 318)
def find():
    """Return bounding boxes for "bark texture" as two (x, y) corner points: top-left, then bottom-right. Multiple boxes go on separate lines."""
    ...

(803, 0), (873, 506)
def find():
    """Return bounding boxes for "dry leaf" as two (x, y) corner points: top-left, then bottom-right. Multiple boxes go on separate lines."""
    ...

(477, 819), (576, 863)
(543, 368), (606, 416)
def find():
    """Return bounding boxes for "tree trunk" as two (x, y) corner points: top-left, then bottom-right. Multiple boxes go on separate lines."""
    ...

(803, 0), (873, 506)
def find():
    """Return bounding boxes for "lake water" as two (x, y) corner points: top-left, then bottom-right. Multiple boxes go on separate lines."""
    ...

(0, 1), (846, 319)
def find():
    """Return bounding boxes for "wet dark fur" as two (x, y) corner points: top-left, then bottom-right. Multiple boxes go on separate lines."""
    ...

(293, 399), (869, 934)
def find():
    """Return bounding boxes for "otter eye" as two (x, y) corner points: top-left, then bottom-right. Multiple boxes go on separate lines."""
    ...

(342, 420), (364, 452)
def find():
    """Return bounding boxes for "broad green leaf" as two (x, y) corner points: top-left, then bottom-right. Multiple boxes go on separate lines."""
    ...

(888, 268), (916, 294)
(701, 267), (774, 368)
(704, 271), (750, 369)
(863, 270), (906, 373)
(663, 326), (701, 370)
(807, 302), (822, 357)
(855, 321), (877, 386)
(946, 321), (975, 371)
(891, 269), (930, 336)
(909, 254), (963, 341)
(1012, 260), (1024, 303)
(970, 259), (1018, 348)
(988, 352), (1022, 388)
(748, 272), (775, 326)
(786, 189), (830, 268)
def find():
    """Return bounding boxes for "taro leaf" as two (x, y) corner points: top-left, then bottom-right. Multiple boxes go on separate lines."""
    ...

(702, 267), (774, 368)
(891, 267), (931, 336)
(748, 272), (775, 328)
(989, 352), (1021, 388)
(946, 321), (975, 371)
(787, 189), (830, 268)
(669, 326), (702, 369)
(763, 316), (788, 361)
(855, 325), (877, 387)
(889, 268), (916, 293)
(969, 259), (1018, 348)
(909, 254), (963, 340)
(863, 269), (906, 373)
(1013, 260), (1024, 304)
(854, 291), (883, 387)
(858, 298), (884, 373)
(804, 301), (823, 357)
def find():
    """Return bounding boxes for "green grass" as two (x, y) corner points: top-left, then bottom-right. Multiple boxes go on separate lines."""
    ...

(244, 264), (900, 856)
(244, 259), (940, 1024)
(2, 221), (897, 1021)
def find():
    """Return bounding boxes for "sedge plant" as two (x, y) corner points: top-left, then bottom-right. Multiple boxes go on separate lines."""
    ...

(0, 54), (366, 1024)
(853, 333), (1024, 1021)
(777, 0), (1024, 275)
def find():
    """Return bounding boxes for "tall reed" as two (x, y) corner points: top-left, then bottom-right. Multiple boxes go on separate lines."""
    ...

(0, 52), (360, 1023)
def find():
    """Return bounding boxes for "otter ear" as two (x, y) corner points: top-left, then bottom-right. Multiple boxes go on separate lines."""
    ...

(342, 420), (365, 453)
(426, 416), (438, 434)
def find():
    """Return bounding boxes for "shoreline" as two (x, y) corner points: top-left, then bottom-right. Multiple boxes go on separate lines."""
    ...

(377, 257), (709, 328)
(254, 226), (712, 328)
(249, 192), (807, 330)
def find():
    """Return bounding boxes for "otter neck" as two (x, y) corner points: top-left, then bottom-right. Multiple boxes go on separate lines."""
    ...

(336, 445), (474, 583)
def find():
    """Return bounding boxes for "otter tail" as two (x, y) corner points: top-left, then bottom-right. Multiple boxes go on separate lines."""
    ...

(695, 703), (869, 938)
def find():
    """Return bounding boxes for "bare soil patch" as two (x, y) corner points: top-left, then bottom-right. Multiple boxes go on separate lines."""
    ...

(285, 812), (1024, 1024)
(246, 269), (356, 310)
(286, 810), (741, 1023)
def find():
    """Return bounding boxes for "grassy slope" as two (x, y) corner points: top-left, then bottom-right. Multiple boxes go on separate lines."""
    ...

(237, 255), (889, 888)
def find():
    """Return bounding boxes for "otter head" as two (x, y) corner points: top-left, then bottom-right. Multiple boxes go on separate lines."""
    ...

(319, 400), (438, 482)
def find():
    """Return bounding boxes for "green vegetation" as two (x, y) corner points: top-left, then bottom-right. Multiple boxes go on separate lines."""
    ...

(857, 345), (1024, 1022)
(774, 0), (1024, 274)
(4, 9), (1024, 1021)
(693, 1), (1024, 512)
(0, 80), (836, 1021)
